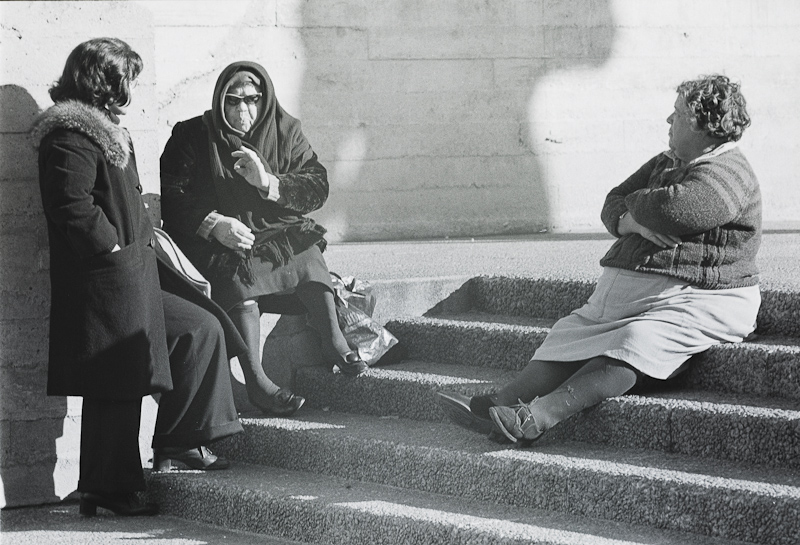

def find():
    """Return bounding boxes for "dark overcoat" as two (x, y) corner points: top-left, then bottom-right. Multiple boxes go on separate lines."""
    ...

(33, 100), (245, 400)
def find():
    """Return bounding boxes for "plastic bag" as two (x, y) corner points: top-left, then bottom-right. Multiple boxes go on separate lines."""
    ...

(331, 273), (405, 367)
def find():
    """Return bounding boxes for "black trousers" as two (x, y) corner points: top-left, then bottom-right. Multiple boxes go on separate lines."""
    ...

(77, 290), (242, 494)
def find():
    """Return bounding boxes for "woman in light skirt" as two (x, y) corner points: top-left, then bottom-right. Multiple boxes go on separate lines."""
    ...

(439, 74), (761, 444)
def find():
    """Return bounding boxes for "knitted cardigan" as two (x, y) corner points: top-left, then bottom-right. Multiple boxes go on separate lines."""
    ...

(600, 145), (761, 289)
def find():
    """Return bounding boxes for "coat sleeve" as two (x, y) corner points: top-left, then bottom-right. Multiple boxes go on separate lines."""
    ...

(600, 155), (660, 237)
(624, 160), (753, 236)
(160, 121), (219, 238)
(275, 150), (329, 214)
(39, 133), (119, 258)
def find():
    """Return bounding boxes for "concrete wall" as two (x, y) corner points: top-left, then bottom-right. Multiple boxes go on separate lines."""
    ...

(1, 0), (798, 507)
(148, 0), (800, 240)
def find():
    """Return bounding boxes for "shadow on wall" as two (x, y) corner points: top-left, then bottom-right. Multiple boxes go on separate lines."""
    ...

(0, 84), (67, 507)
(298, 0), (616, 242)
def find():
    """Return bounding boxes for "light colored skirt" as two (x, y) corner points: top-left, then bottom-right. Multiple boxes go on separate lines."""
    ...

(532, 267), (761, 380)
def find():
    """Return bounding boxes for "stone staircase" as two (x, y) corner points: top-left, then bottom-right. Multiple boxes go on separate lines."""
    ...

(145, 270), (800, 545)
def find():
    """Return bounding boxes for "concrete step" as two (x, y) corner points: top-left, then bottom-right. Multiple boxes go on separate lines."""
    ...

(385, 313), (800, 401)
(209, 411), (800, 545)
(461, 276), (800, 338)
(0, 501), (303, 545)
(291, 362), (800, 469)
(144, 462), (757, 545)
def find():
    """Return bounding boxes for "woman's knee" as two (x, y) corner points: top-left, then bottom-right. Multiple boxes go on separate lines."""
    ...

(586, 356), (638, 392)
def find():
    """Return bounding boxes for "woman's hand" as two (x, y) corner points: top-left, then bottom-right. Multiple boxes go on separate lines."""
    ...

(232, 147), (278, 192)
(210, 216), (255, 250)
(619, 211), (682, 249)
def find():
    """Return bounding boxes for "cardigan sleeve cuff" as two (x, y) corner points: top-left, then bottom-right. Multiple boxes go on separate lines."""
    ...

(196, 211), (223, 240)
(257, 177), (281, 202)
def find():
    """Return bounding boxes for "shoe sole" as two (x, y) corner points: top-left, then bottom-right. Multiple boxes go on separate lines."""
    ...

(437, 392), (495, 435)
(152, 453), (231, 471)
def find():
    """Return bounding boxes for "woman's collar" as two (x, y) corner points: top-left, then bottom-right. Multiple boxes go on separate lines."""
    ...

(666, 141), (738, 166)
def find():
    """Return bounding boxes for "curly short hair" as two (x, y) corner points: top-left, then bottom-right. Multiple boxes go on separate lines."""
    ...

(50, 38), (143, 109)
(676, 75), (751, 142)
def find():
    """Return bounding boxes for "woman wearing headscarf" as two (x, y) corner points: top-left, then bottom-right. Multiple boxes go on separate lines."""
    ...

(34, 38), (246, 517)
(161, 61), (367, 418)
(439, 74), (761, 445)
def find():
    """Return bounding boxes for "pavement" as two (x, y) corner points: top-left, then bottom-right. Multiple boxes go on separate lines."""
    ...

(2, 230), (799, 544)
(0, 500), (301, 545)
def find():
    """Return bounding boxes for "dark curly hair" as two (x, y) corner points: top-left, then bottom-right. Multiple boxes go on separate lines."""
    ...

(676, 74), (750, 142)
(49, 38), (143, 109)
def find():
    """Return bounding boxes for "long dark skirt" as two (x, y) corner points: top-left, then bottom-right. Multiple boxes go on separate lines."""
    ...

(78, 290), (242, 493)
(152, 290), (242, 448)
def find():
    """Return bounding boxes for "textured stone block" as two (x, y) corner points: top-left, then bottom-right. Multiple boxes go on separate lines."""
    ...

(0, 318), (49, 370)
(302, 58), (495, 95)
(283, 0), (545, 29)
(0, 85), (42, 133)
(0, 462), (63, 508)
(0, 135), (37, 181)
(543, 25), (616, 60)
(277, 0), (382, 28)
(0, 271), (50, 320)
(0, 181), (42, 217)
(317, 184), (550, 242)
(146, 0), (277, 26)
(542, 0), (615, 26)
(0, 367), (65, 421)
(307, 121), (530, 162)
(0, 418), (65, 467)
(368, 26), (546, 60)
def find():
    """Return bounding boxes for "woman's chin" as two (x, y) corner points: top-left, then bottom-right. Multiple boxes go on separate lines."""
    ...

(232, 118), (253, 133)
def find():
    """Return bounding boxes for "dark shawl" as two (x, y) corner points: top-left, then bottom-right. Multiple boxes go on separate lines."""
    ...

(202, 61), (326, 285)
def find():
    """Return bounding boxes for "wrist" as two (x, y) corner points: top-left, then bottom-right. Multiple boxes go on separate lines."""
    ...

(617, 211), (629, 236)
(197, 211), (223, 240)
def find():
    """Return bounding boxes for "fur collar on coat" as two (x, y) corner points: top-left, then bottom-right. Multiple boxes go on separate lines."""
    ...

(31, 99), (130, 169)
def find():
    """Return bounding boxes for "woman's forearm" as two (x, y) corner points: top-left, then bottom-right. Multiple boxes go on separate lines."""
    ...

(625, 165), (750, 235)
(275, 153), (329, 214)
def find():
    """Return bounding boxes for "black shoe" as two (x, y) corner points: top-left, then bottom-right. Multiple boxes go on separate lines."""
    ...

(437, 391), (495, 435)
(333, 351), (369, 377)
(265, 388), (306, 417)
(79, 492), (158, 517)
(153, 445), (230, 471)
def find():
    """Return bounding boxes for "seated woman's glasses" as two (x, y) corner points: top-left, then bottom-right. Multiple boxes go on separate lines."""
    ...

(225, 93), (261, 106)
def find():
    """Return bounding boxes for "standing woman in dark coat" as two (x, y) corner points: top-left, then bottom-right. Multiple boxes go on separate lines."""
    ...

(160, 61), (368, 417)
(33, 38), (246, 517)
